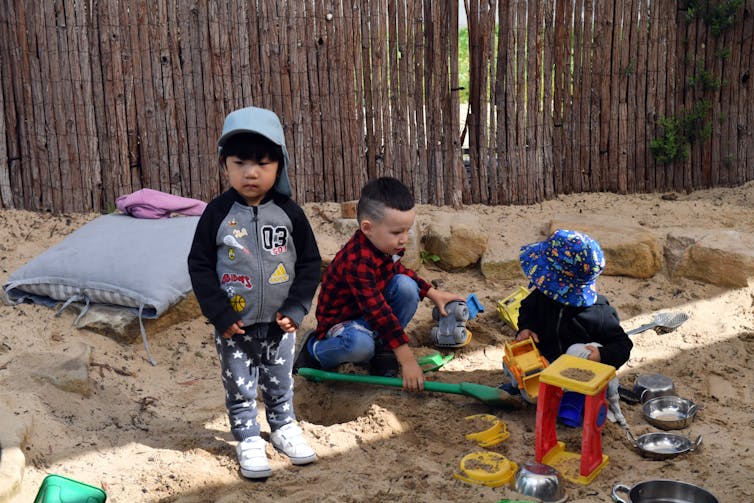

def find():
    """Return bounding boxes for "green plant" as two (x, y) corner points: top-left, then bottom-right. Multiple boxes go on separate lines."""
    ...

(458, 27), (470, 103)
(420, 250), (441, 265)
(623, 59), (636, 77)
(686, 65), (723, 92)
(683, 100), (713, 143)
(685, 0), (744, 37)
(650, 100), (712, 165)
(714, 47), (731, 60)
(457, 25), (499, 104)
(651, 117), (690, 164)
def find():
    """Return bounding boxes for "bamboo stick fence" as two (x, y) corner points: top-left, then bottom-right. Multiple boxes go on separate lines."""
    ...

(0, 0), (752, 212)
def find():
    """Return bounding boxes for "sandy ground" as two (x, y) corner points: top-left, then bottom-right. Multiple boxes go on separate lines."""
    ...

(2, 182), (754, 502)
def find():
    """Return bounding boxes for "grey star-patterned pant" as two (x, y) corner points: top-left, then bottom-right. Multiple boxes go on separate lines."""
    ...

(215, 323), (296, 441)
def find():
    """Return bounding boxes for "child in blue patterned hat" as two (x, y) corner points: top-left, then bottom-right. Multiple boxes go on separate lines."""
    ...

(500, 229), (632, 426)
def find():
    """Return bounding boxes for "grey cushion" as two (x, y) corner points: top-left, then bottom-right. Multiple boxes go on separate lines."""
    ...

(4, 213), (200, 364)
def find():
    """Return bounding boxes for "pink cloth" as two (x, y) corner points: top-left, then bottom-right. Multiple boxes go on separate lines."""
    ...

(116, 188), (207, 219)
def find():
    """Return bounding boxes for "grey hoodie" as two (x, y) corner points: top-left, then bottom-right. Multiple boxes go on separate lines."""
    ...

(188, 107), (321, 333)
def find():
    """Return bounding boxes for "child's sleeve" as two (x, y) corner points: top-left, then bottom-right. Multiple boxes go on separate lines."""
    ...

(516, 290), (541, 334)
(278, 203), (322, 328)
(187, 205), (238, 333)
(594, 306), (633, 369)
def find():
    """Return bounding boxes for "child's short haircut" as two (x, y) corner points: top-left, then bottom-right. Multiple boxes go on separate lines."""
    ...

(357, 177), (415, 223)
(220, 132), (284, 167)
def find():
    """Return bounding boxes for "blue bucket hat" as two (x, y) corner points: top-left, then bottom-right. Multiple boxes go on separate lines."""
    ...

(217, 106), (292, 197)
(519, 229), (605, 307)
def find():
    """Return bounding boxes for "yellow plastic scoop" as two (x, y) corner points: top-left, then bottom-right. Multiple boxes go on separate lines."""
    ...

(464, 414), (510, 447)
(453, 451), (518, 487)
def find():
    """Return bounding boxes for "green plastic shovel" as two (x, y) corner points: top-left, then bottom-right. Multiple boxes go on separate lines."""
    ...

(418, 352), (454, 372)
(297, 367), (522, 408)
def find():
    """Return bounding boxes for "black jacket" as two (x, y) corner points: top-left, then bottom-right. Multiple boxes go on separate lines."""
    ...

(517, 289), (632, 369)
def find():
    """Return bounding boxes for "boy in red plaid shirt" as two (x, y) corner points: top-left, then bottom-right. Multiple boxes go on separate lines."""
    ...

(294, 177), (463, 392)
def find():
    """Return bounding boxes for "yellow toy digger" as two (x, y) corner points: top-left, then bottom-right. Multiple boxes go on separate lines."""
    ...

(503, 338), (549, 402)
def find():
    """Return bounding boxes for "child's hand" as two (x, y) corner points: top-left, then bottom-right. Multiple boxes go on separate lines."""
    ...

(426, 288), (465, 316)
(223, 321), (245, 339)
(585, 345), (601, 362)
(393, 344), (424, 392)
(515, 329), (539, 343)
(276, 312), (298, 333)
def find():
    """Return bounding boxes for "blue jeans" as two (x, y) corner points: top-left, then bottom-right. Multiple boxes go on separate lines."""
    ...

(310, 274), (420, 369)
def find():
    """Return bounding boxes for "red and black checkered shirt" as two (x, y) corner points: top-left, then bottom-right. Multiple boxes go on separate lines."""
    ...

(314, 230), (432, 349)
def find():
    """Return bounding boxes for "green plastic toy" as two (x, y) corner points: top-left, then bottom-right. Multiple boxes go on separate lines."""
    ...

(34, 474), (107, 503)
(298, 367), (522, 408)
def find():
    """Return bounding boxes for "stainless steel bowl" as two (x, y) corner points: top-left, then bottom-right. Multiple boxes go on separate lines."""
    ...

(633, 374), (676, 403)
(627, 430), (702, 460)
(514, 461), (567, 503)
(613, 479), (718, 503)
(642, 396), (697, 430)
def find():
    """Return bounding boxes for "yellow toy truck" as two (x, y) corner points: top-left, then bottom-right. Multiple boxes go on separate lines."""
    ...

(503, 338), (549, 402)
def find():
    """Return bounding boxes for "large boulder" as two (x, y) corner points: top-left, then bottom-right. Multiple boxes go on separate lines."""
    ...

(666, 229), (754, 287)
(401, 221), (422, 271)
(547, 220), (663, 279)
(318, 220), (421, 272)
(333, 218), (359, 236)
(421, 213), (488, 270)
(480, 234), (525, 282)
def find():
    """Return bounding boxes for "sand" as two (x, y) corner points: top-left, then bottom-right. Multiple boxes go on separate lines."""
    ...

(2, 182), (753, 502)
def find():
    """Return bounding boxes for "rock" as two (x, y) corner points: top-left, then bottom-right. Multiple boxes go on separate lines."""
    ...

(480, 235), (526, 282)
(317, 221), (420, 272)
(340, 200), (358, 219)
(401, 221), (422, 271)
(547, 220), (663, 279)
(421, 213), (488, 270)
(316, 234), (342, 275)
(663, 230), (702, 275)
(0, 394), (30, 503)
(333, 218), (359, 236)
(72, 294), (203, 345)
(668, 229), (754, 287)
(32, 341), (92, 397)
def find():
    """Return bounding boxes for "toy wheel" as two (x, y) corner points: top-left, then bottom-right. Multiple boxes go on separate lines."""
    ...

(430, 327), (439, 340)
(450, 303), (469, 321)
(453, 327), (467, 343)
(432, 307), (440, 321)
(521, 388), (536, 405)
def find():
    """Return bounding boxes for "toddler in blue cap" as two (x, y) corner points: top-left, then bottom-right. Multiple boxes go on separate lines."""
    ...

(188, 106), (321, 478)
(501, 229), (632, 426)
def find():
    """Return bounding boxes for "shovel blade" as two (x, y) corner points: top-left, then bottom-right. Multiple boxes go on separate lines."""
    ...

(626, 312), (689, 336)
(653, 311), (689, 330)
(418, 352), (454, 372)
(456, 382), (523, 408)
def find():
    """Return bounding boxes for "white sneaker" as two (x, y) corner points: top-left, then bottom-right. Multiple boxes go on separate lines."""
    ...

(236, 436), (272, 478)
(270, 423), (317, 465)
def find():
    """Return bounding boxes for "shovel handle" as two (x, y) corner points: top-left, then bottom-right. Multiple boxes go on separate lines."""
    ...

(297, 367), (464, 395)
(625, 322), (657, 336)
